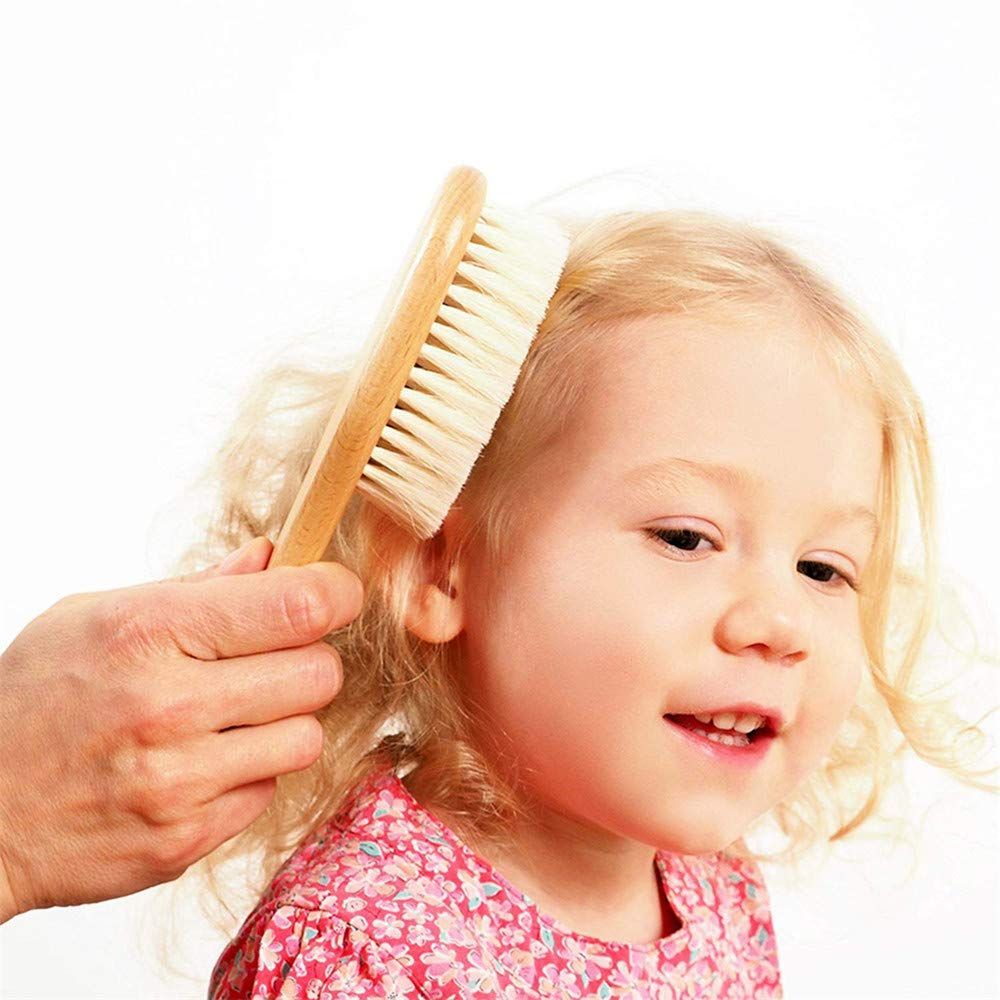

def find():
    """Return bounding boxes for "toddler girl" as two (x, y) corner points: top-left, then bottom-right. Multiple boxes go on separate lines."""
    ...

(173, 204), (993, 998)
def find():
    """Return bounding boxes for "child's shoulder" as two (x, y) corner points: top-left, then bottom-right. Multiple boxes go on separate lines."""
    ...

(260, 766), (425, 912)
(208, 767), (452, 999)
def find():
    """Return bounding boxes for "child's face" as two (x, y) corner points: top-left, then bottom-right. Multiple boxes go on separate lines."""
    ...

(422, 308), (883, 855)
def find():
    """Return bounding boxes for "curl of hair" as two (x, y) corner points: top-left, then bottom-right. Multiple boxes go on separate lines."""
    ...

(143, 202), (998, 987)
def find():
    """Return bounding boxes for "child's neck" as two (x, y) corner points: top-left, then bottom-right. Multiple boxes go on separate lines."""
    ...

(401, 769), (682, 944)
(487, 838), (681, 944)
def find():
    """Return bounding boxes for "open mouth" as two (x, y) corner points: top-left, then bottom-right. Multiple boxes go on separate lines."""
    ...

(665, 712), (773, 746)
(663, 713), (777, 764)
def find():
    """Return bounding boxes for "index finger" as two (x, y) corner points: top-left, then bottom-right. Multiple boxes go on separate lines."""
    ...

(148, 562), (365, 660)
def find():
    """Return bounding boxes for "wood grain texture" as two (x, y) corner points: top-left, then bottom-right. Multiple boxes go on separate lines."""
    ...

(268, 165), (488, 567)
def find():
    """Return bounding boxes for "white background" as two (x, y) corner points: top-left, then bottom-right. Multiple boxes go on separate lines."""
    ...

(1, 2), (998, 997)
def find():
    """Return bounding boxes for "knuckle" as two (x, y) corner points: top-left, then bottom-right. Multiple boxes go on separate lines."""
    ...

(279, 579), (330, 639)
(152, 692), (197, 744)
(127, 685), (190, 748)
(106, 682), (153, 742)
(129, 748), (187, 825)
(95, 594), (162, 659)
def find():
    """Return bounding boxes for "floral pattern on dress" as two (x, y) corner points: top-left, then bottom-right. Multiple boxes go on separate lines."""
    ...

(208, 768), (782, 998)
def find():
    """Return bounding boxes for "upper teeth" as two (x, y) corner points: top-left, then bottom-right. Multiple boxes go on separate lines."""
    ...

(694, 711), (766, 733)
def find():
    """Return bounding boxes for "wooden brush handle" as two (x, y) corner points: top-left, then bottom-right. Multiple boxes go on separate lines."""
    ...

(267, 165), (488, 568)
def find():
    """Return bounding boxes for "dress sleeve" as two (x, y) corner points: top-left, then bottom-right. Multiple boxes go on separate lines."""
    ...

(207, 901), (423, 999)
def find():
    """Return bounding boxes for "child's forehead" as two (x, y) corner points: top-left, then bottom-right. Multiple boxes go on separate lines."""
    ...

(587, 311), (853, 408)
(564, 310), (882, 488)
(599, 307), (825, 368)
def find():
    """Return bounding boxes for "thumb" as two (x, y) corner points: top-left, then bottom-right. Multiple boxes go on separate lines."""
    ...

(172, 536), (274, 583)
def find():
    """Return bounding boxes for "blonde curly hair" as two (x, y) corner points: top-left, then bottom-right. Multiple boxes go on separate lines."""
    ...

(145, 197), (997, 986)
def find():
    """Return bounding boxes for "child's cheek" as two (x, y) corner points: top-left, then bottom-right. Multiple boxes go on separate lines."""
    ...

(788, 651), (866, 784)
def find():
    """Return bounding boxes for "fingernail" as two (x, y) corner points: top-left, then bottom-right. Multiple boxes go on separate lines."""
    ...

(219, 538), (255, 571)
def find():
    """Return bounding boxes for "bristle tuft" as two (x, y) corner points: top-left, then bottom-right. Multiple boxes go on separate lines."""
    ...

(358, 204), (569, 538)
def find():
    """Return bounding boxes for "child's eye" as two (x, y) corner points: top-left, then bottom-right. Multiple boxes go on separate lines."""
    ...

(797, 559), (858, 592)
(650, 527), (713, 555)
(647, 527), (859, 593)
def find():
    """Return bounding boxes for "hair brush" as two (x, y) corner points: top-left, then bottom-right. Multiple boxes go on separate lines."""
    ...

(266, 165), (570, 567)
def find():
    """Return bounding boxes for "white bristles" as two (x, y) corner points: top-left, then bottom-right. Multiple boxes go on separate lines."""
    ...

(356, 204), (570, 538)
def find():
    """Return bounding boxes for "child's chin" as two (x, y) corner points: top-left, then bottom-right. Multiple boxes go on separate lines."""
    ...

(651, 821), (746, 858)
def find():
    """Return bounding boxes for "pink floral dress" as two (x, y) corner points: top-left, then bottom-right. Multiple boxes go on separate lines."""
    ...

(208, 768), (782, 998)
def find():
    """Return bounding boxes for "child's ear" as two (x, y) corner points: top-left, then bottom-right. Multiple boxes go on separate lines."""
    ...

(402, 505), (466, 643)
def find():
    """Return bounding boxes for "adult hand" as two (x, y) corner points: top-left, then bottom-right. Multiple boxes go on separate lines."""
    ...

(0, 536), (363, 924)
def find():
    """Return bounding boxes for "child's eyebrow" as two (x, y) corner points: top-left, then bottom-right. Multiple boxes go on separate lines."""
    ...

(623, 457), (881, 537)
